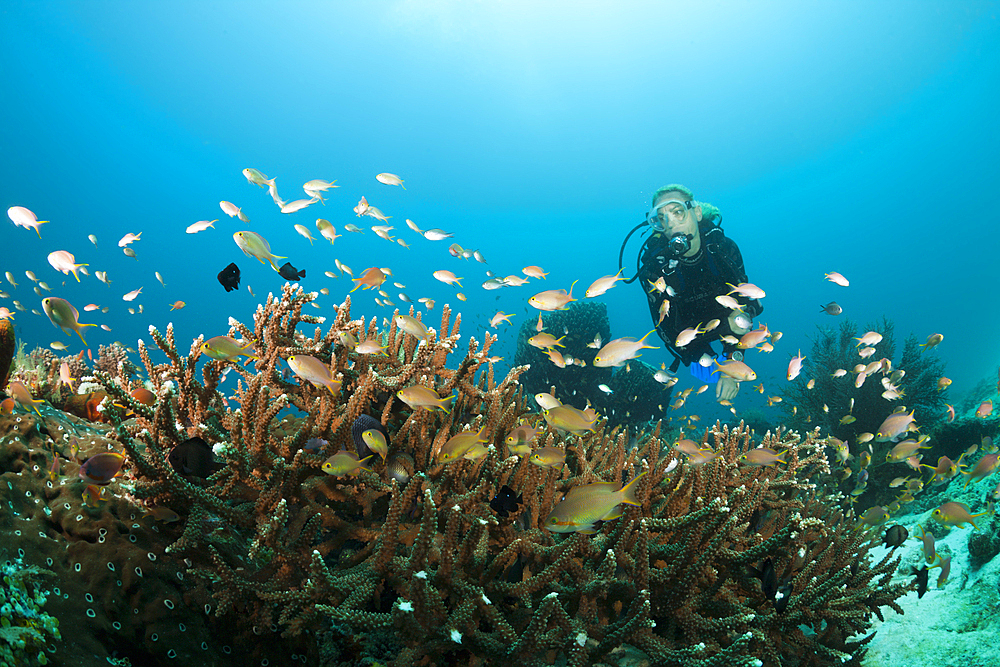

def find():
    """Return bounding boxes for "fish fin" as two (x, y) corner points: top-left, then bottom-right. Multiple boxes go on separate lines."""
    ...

(619, 470), (648, 506)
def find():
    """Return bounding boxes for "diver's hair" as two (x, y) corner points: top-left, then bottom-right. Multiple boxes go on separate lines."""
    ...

(651, 184), (721, 226)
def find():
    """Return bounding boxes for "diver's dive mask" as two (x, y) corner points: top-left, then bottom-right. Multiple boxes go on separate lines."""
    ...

(646, 198), (696, 233)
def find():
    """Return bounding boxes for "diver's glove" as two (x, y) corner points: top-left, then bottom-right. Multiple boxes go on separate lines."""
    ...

(689, 357), (718, 384)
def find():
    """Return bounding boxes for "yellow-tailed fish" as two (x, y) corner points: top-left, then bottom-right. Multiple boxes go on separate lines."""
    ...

(528, 281), (577, 311)
(7, 206), (49, 237)
(542, 404), (597, 434)
(436, 427), (489, 464)
(322, 451), (373, 477)
(351, 267), (387, 292)
(394, 314), (430, 341)
(529, 446), (566, 469)
(397, 386), (454, 413)
(201, 335), (258, 362)
(47, 251), (87, 281)
(544, 471), (647, 533)
(234, 231), (287, 272)
(361, 429), (389, 461)
(932, 501), (990, 529)
(287, 355), (341, 395)
(42, 297), (97, 344)
(593, 330), (658, 367)
(7, 380), (46, 416)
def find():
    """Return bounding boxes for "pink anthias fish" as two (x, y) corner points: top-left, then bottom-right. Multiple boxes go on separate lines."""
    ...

(528, 281), (578, 311)
(824, 271), (849, 287)
(7, 206), (49, 238)
(727, 282), (766, 299)
(593, 331), (659, 367)
(787, 350), (805, 381)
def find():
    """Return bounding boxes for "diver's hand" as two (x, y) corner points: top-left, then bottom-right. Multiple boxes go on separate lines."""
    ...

(717, 376), (740, 401)
(728, 311), (751, 336)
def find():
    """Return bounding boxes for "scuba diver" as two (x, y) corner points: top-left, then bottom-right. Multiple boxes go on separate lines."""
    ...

(619, 184), (762, 401)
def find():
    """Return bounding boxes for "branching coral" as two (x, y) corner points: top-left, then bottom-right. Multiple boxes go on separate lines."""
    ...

(89, 285), (907, 666)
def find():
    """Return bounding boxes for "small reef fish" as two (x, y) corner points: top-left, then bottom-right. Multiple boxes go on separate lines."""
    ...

(361, 429), (389, 462)
(739, 447), (787, 466)
(395, 314), (430, 341)
(544, 472), (647, 534)
(7, 206), (49, 237)
(42, 297), (97, 344)
(220, 201), (250, 222)
(118, 232), (142, 247)
(168, 437), (223, 478)
(505, 423), (542, 456)
(82, 484), (107, 509)
(278, 262), (306, 281)
(528, 281), (577, 311)
(397, 386), (454, 413)
(787, 350), (805, 381)
(322, 451), (372, 477)
(243, 167), (276, 189)
(920, 333), (944, 349)
(432, 270), (463, 287)
(593, 330), (658, 367)
(375, 172), (405, 188)
(876, 410), (916, 441)
(490, 485), (523, 519)
(47, 251), (87, 281)
(824, 271), (849, 286)
(351, 267), (387, 292)
(436, 427), (489, 463)
(79, 452), (126, 485)
(286, 355), (340, 394)
(186, 219), (217, 234)
(7, 380), (46, 416)
(529, 446), (566, 470)
(542, 405), (597, 434)
(585, 270), (625, 298)
(932, 501), (991, 529)
(217, 263), (241, 292)
(820, 302), (842, 315)
(201, 335), (258, 362)
(234, 231), (287, 272)
(423, 228), (453, 241)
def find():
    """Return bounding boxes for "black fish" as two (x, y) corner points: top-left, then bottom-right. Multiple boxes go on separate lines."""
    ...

(490, 485), (523, 519)
(914, 566), (929, 598)
(167, 437), (224, 478)
(750, 557), (778, 600)
(278, 262), (306, 281)
(218, 263), (241, 292)
(883, 524), (908, 549)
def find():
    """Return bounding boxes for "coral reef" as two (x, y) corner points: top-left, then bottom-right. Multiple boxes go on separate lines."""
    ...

(0, 556), (60, 665)
(0, 287), (909, 665)
(0, 319), (14, 391)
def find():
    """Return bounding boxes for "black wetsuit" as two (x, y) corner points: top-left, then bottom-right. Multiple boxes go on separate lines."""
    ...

(638, 226), (763, 372)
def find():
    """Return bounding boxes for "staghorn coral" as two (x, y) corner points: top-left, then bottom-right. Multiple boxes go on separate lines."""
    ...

(81, 284), (908, 666)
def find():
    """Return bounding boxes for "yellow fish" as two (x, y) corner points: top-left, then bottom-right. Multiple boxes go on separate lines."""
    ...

(201, 335), (258, 362)
(286, 355), (341, 395)
(932, 501), (991, 529)
(397, 386), (454, 413)
(528, 281), (577, 311)
(529, 446), (566, 469)
(544, 472), (646, 533)
(436, 427), (489, 464)
(322, 451), (373, 477)
(233, 231), (286, 271)
(42, 297), (97, 344)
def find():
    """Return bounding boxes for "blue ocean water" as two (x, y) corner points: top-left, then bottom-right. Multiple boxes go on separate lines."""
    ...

(1, 2), (998, 662)
(3, 2), (998, 409)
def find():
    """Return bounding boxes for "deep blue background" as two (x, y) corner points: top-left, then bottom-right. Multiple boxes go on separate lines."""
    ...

(2, 1), (998, 423)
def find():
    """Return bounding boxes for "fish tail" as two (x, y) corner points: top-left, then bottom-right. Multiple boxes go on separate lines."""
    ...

(619, 470), (648, 506)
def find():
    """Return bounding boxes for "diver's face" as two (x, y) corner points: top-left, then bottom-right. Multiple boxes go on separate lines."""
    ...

(652, 191), (702, 256)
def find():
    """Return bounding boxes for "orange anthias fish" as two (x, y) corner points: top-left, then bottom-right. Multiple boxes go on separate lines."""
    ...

(528, 281), (578, 311)
(351, 267), (387, 292)
(593, 330), (659, 367)
(932, 501), (991, 530)
(544, 471), (647, 534)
